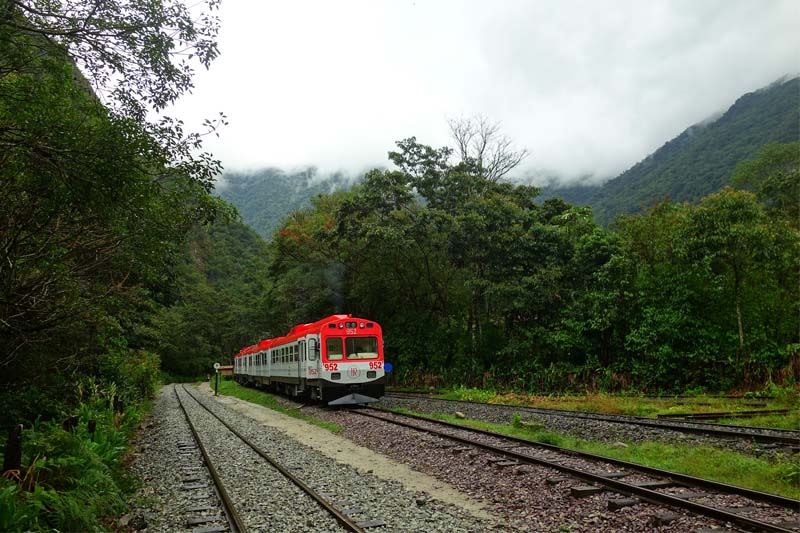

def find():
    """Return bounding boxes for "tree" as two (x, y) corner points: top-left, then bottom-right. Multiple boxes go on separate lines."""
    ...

(732, 142), (800, 229)
(448, 115), (529, 182)
(1, 0), (225, 190)
(687, 189), (770, 354)
(0, 0), (226, 420)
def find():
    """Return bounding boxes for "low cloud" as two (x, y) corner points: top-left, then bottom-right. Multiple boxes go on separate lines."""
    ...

(170, 0), (799, 186)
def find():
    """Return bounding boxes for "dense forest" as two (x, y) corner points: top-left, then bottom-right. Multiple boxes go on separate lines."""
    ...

(0, 0), (228, 421)
(250, 135), (799, 393)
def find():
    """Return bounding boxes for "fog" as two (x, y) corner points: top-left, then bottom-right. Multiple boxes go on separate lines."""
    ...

(168, 0), (799, 185)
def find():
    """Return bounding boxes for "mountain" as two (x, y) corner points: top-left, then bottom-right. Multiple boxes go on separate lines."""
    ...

(545, 76), (799, 225)
(216, 168), (353, 239)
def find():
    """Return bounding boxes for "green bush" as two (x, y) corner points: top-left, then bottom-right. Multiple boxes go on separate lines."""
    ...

(0, 387), (146, 531)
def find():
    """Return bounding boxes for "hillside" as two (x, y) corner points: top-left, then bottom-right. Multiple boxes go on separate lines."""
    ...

(217, 168), (352, 239)
(546, 76), (799, 224)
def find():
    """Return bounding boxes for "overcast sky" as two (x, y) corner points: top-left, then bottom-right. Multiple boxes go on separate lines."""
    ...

(169, 0), (799, 185)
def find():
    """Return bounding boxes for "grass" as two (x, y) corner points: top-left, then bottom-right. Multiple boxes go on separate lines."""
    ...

(717, 412), (800, 431)
(211, 379), (342, 432)
(434, 386), (799, 428)
(396, 409), (800, 500)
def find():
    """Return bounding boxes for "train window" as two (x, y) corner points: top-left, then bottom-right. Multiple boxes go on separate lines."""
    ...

(325, 338), (343, 360)
(309, 339), (318, 360)
(367, 323), (374, 328)
(328, 324), (336, 329)
(346, 336), (379, 359)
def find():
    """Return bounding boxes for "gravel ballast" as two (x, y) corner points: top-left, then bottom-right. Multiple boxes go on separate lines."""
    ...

(310, 407), (756, 532)
(378, 395), (799, 458)
(127, 385), (498, 532)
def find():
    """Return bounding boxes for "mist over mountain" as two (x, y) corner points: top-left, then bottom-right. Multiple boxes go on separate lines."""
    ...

(216, 168), (353, 238)
(218, 76), (798, 236)
(542, 76), (799, 225)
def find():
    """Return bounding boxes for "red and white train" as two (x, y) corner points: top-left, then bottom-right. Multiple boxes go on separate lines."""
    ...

(233, 315), (386, 405)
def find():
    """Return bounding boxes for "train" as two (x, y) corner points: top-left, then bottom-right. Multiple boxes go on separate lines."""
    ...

(233, 314), (386, 405)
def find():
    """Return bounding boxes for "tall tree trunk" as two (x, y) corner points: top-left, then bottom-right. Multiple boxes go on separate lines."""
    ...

(734, 267), (745, 359)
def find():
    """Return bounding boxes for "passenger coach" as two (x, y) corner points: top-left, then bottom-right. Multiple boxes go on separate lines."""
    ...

(233, 315), (385, 405)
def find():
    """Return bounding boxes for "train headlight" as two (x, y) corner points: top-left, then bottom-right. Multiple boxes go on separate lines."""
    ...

(359, 322), (365, 328)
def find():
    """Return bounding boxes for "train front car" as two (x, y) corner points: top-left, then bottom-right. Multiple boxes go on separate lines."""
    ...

(317, 315), (385, 406)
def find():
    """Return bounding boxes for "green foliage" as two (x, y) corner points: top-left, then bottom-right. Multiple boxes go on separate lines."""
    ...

(0, 388), (146, 531)
(255, 130), (799, 394)
(0, 1), (229, 528)
(0, 0), (226, 426)
(732, 141), (800, 228)
(154, 219), (273, 376)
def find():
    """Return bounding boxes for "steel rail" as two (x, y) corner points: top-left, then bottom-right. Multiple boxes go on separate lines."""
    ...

(180, 385), (365, 533)
(174, 386), (246, 533)
(658, 409), (792, 420)
(354, 408), (797, 533)
(367, 406), (798, 508)
(384, 392), (800, 446)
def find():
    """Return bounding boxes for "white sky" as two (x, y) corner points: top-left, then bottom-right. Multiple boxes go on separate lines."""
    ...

(169, 0), (799, 185)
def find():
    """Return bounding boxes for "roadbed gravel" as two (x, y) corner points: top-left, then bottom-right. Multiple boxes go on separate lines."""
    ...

(125, 384), (499, 532)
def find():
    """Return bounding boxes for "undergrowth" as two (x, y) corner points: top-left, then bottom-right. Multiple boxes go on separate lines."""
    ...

(0, 382), (147, 531)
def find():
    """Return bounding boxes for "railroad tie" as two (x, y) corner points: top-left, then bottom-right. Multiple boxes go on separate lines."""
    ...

(192, 526), (226, 533)
(608, 498), (639, 511)
(186, 516), (213, 527)
(570, 485), (604, 498)
(357, 520), (388, 528)
(651, 513), (678, 526)
(633, 480), (678, 489)
(722, 506), (758, 514)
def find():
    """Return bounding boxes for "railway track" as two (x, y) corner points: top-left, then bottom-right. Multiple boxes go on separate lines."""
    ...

(353, 407), (800, 533)
(384, 392), (800, 447)
(175, 385), (368, 532)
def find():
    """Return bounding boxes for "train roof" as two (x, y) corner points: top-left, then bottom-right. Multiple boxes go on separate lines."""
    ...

(234, 315), (379, 358)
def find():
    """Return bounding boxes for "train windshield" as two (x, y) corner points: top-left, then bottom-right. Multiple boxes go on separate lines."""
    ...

(326, 338), (343, 360)
(345, 336), (379, 359)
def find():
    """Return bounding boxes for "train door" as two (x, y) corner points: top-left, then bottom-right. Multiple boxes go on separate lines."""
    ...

(298, 340), (306, 394)
(308, 336), (320, 399)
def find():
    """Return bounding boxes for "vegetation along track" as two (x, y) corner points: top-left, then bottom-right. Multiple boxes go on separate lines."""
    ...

(383, 392), (800, 448)
(352, 407), (799, 532)
(176, 385), (366, 532)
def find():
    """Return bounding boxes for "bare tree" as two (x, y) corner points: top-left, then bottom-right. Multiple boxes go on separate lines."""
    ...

(447, 115), (529, 182)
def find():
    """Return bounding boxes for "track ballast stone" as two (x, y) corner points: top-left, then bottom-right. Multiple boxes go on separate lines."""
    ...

(127, 385), (497, 532)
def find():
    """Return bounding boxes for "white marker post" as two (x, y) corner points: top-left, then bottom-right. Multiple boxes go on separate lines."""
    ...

(213, 362), (221, 396)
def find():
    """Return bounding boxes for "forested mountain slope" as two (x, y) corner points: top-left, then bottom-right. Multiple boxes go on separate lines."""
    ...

(547, 76), (799, 225)
(217, 168), (352, 239)
(156, 219), (272, 376)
